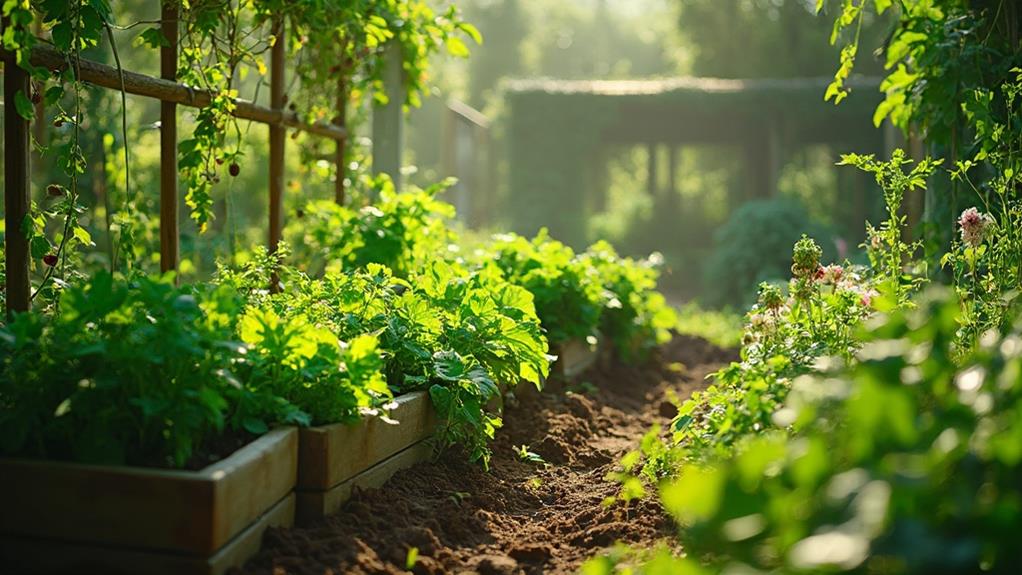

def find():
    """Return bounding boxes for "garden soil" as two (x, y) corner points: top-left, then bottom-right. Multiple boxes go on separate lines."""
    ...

(233, 334), (736, 575)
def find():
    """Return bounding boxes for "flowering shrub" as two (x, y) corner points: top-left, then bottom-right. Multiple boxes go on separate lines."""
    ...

(661, 290), (1022, 574)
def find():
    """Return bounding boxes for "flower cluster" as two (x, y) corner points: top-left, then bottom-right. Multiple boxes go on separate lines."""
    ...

(791, 234), (823, 279)
(958, 207), (994, 247)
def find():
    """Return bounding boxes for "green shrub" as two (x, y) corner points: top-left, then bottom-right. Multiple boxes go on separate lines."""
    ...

(285, 175), (457, 278)
(703, 197), (835, 308)
(582, 241), (677, 361)
(0, 274), (306, 468)
(482, 230), (606, 345)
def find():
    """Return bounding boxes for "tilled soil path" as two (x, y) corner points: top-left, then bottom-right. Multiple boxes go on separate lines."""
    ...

(235, 335), (736, 575)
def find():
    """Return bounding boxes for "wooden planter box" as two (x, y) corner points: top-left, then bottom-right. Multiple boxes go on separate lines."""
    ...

(296, 391), (437, 523)
(0, 427), (298, 575)
(554, 338), (600, 380)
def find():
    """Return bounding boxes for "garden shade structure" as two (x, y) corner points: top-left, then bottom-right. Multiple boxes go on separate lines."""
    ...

(505, 76), (892, 246)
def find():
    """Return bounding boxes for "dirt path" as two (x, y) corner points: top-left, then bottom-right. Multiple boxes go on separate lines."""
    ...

(234, 335), (736, 575)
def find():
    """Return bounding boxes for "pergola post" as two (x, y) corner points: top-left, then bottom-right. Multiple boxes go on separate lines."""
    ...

(372, 41), (404, 192)
(159, 2), (179, 275)
(4, 19), (32, 316)
(268, 17), (285, 256)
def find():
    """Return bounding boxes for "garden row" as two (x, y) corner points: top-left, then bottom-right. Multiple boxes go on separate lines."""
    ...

(0, 177), (675, 574)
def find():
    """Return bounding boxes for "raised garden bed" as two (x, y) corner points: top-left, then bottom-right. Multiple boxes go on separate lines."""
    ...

(296, 391), (437, 523)
(553, 338), (600, 380)
(0, 427), (297, 575)
(295, 338), (601, 523)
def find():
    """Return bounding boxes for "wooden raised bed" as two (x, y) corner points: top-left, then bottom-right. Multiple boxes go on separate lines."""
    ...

(294, 339), (600, 523)
(296, 390), (438, 523)
(554, 338), (600, 380)
(0, 427), (298, 575)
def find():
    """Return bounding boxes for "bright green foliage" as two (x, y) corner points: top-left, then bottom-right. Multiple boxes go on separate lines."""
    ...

(674, 303), (744, 350)
(238, 308), (390, 427)
(664, 290), (1022, 574)
(482, 230), (605, 345)
(839, 150), (939, 305)
(0, 273), (304, 468)
(581, 242), (677, 362)
(286, 176), (457, 278)
(944, 70), (1022, 348)
(226, 260), (550, 468)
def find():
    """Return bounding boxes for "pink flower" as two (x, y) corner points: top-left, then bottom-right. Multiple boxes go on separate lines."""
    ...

(859, 287), (879, 308)
(821, 264), (845, 285)
(958, 207), (994, 247)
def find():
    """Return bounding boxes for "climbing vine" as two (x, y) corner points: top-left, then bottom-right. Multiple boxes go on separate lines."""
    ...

(1, 0), (479, 300)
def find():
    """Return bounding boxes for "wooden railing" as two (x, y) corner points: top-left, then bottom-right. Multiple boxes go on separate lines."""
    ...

(2, 6), (405, 315)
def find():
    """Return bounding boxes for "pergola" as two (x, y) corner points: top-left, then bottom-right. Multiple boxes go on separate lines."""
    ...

(505, 76), (894, 246)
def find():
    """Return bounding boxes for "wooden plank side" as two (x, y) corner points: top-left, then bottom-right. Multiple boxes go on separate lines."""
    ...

(206, 427), (297, 552)
(0, 427), (297, 554)
(555, 339), (599, 380)
(297, 391), (436, 490)
(0, 458), (215, 553)
(207, 493), (294, 575)
(0, 494), (295, 575)
(296, 440), (432, 524)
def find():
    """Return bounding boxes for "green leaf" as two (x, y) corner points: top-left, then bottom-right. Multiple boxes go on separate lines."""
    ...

(242, 417), (269, 435)
(30, 235), (51, 259)
(13, 90), (34, 121)
(73, 226), (94, 247)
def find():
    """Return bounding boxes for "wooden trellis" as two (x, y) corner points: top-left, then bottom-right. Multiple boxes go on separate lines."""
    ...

(1, 4), (408, 315)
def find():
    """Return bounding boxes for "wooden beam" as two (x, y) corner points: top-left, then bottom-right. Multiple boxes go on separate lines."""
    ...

(268, 18), (285, 260)
(159, 2), (179, 275)
(27, 44), (346, 142)
(4, 25), (32, 316)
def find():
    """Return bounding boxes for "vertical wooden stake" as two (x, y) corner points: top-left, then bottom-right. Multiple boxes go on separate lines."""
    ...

(334, 76), (347, 205)
(4, 21), (32, 316)
(372, 41), (404, 192)
(159, 2), (180, 275)
(268, 17), (285, 257)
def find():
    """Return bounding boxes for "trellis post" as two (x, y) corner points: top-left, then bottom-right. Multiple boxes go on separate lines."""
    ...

(3, 19), (32, 316)
(159, 2), (179, 275)
(372, 40), (404, 192)
(334, 75), (347, 204)
(268, 17), (285, 257)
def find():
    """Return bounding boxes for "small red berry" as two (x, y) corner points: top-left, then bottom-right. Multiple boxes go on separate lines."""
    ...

(46, 184), (64, 197)
(30, 91), (42, 105)
(215, 157), (225, 165)
(43, 254), (58, 266)
(229, 162), (240, 177)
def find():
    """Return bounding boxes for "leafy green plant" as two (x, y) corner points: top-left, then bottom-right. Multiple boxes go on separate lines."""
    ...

(481, 230), (605, 345)
(582, 241), (676, 361)
(286, 176), (457, 277)
(663, 289), (1022, 574)
(0, 273), (301, 468)
(237, 307), (390, 426)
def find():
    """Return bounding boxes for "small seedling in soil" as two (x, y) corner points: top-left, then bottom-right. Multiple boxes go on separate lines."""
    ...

(515, 444), (547, 465)
(567, 381), (598, 395)
(448, 491), (470, 506)
(405, 547), (419, 570)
